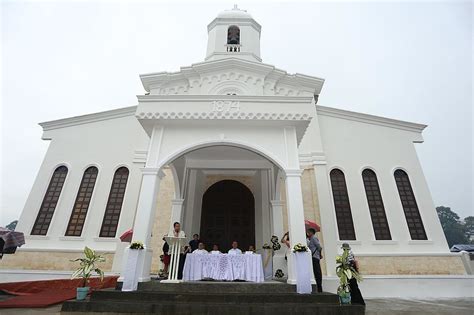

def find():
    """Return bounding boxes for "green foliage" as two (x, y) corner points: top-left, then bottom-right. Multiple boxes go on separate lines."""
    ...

(335, 248), (362, 294)
(436, 206), (470, 247)
(129, 241), (145, 250)
(71, 246), (106, 287)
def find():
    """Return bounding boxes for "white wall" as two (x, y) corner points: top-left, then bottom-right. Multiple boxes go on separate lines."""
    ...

(16, 115), (149, 252)
(316, 113), (449, 255)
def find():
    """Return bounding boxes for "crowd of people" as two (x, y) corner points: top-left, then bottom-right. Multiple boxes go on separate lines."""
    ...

(159, 221), (364, 304)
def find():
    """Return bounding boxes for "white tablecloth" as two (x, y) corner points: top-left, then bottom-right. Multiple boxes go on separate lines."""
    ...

(183, 253), (265, 282)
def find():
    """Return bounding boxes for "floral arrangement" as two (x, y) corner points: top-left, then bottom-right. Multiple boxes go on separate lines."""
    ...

(335, 248), (362, 296)
(270, 235), (281, 251)
(262, 243), (272, 249)
(292, 243), (308, 253)
(274, 269), (284, 278)
(129, 241), (144, 250)
(71, 247), (105, 287)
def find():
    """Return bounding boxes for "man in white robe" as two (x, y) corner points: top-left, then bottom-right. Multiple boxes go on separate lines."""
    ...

(211, 244), (221, 254)
(193, 242), (208, 254)
(228, 241), (242, 255)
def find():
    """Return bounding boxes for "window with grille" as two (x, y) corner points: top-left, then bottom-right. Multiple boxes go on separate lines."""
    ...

(65, 166), (98, 236)
(362, 169), (392, 240)
(394, 169), (427, 240)
(330, 169), (356, 240)
(99, 167), (129, 237)
(31, 166), (68, 235)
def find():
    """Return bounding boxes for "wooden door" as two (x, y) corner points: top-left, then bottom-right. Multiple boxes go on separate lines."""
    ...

(200, 180), (255, 252)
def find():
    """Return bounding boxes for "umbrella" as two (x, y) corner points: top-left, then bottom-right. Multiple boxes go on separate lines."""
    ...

(120, 229), (133, 242)
(0, 227), (25, 259)
(304, 220), (320, 232)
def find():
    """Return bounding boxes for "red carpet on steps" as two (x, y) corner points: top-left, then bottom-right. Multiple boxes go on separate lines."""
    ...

(0, 276), (118, 308)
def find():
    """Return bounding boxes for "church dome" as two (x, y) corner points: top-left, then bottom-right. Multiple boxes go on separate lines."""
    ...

(216, 5), (253, 19)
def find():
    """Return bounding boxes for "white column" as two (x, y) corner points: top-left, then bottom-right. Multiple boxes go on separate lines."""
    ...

(313, 163), (338, 276)
(169, 198), (185, 235)
(285, 169), (314, 285)
(122, 167), (165, 282)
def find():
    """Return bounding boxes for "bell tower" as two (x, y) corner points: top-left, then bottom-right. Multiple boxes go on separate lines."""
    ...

(206, 5), (262, 62)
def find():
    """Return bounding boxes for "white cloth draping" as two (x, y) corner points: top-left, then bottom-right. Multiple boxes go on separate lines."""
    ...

(183, 253), (264, 282)
(293, 252), (312, 294)
(122, 249), (143, 291)
(261, 249), (273, 280)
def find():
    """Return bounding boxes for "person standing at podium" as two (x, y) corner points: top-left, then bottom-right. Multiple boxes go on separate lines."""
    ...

(168, 222), (186, 279)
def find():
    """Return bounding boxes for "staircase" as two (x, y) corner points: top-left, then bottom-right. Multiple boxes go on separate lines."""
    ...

(61, 281), (365, 315)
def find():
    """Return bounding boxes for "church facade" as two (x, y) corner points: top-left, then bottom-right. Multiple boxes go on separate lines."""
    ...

(3, 7), (466, 294)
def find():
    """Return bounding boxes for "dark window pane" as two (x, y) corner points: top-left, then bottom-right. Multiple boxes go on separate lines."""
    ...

(394, 169), (427, 240)
(330, 169), (356, 240)
(65, 167), (98, 236)
(31, 166), (68, 235)
(99, 167), (129, 237)
(362, 169), (392, 240)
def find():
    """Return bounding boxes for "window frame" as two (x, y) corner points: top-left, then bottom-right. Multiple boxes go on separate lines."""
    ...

(65, 166), (99, 237)
(362, 168), (392, 240)
(99, 166), (130, 238)
(394, 169), (428, 240)
(31, 165), (69, 236)
(329, 168), (357, 241)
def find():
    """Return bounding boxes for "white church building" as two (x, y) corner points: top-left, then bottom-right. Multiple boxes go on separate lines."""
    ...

(4, 6), (468, 297)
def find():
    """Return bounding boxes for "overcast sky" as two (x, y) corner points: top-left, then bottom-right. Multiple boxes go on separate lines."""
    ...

(1, 0), (472, 226)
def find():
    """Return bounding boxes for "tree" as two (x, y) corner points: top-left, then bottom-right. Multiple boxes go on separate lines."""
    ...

(436, 206), (468, 247)
(464, 216), (474, 243)
(5, 220), (18, 231)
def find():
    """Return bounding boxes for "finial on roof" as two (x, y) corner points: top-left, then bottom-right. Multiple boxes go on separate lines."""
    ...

(233, 4), (238, 10)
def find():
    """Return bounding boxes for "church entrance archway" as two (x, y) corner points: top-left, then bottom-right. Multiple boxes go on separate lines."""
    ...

(199, 180), (255, 252)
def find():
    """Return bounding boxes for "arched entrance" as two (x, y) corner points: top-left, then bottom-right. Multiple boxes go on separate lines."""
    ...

(200, 180), (255, 252)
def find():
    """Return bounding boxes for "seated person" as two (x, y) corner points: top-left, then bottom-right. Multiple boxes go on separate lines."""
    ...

(193, 242), (208, 254)
(228, 241), (242, 255)
(189, 234), (200, 252)
(245, 245), (255, 254)
(211, 244), (221, 254)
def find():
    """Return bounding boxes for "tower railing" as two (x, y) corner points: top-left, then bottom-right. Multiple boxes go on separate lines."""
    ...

(226, 44), (241, 52)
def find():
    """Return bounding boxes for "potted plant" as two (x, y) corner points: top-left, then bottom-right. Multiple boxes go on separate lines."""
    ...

(335, 247), (361, 305)
(71, 246), (105, 300)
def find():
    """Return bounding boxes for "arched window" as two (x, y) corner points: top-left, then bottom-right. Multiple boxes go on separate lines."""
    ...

(362, 169), (391, 240)
(227, 25), (240, 45)
(65, 166), (98, 236)
(330, 169), (356, 240)
(31, 166), (68, 235)
(99, 167), (129, 237)
(394, 169), (427, 240)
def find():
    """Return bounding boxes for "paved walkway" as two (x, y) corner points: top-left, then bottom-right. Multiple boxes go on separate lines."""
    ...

(0, 298), (472, 314)
(366, 298), (474, 315)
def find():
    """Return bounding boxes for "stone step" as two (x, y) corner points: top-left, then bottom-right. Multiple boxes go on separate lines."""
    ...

(62, 299), (365, 315)
(90, 289), (339, 304)
(134, 280), (318, 294)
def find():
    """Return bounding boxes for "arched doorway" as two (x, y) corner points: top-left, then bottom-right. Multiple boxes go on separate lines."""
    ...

(200, 180), (255, 252)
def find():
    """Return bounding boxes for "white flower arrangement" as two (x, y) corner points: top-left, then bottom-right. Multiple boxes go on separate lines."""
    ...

(292, 243), (308, 253)
(129, 241), (144, 250)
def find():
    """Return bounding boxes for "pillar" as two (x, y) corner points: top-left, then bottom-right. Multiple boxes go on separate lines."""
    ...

(285, 169), (314, 284)
(122, 167), (165, 282)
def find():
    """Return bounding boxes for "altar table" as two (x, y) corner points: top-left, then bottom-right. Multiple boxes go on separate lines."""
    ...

(182, 253), (264, 282)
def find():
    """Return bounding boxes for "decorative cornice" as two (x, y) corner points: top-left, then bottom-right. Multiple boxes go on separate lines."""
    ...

(285, 169), (304, 177)
(137, 94), (313, 103)
(39, 106), (137, 131)
(135, 111), (312, 121)
(316, 105), (427, 133)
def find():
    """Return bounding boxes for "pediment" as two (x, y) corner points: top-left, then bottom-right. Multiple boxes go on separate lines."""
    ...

(139, 58), (324, 97)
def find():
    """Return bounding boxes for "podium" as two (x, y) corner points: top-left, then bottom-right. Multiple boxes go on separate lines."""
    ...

(161, 236), (186, 283)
